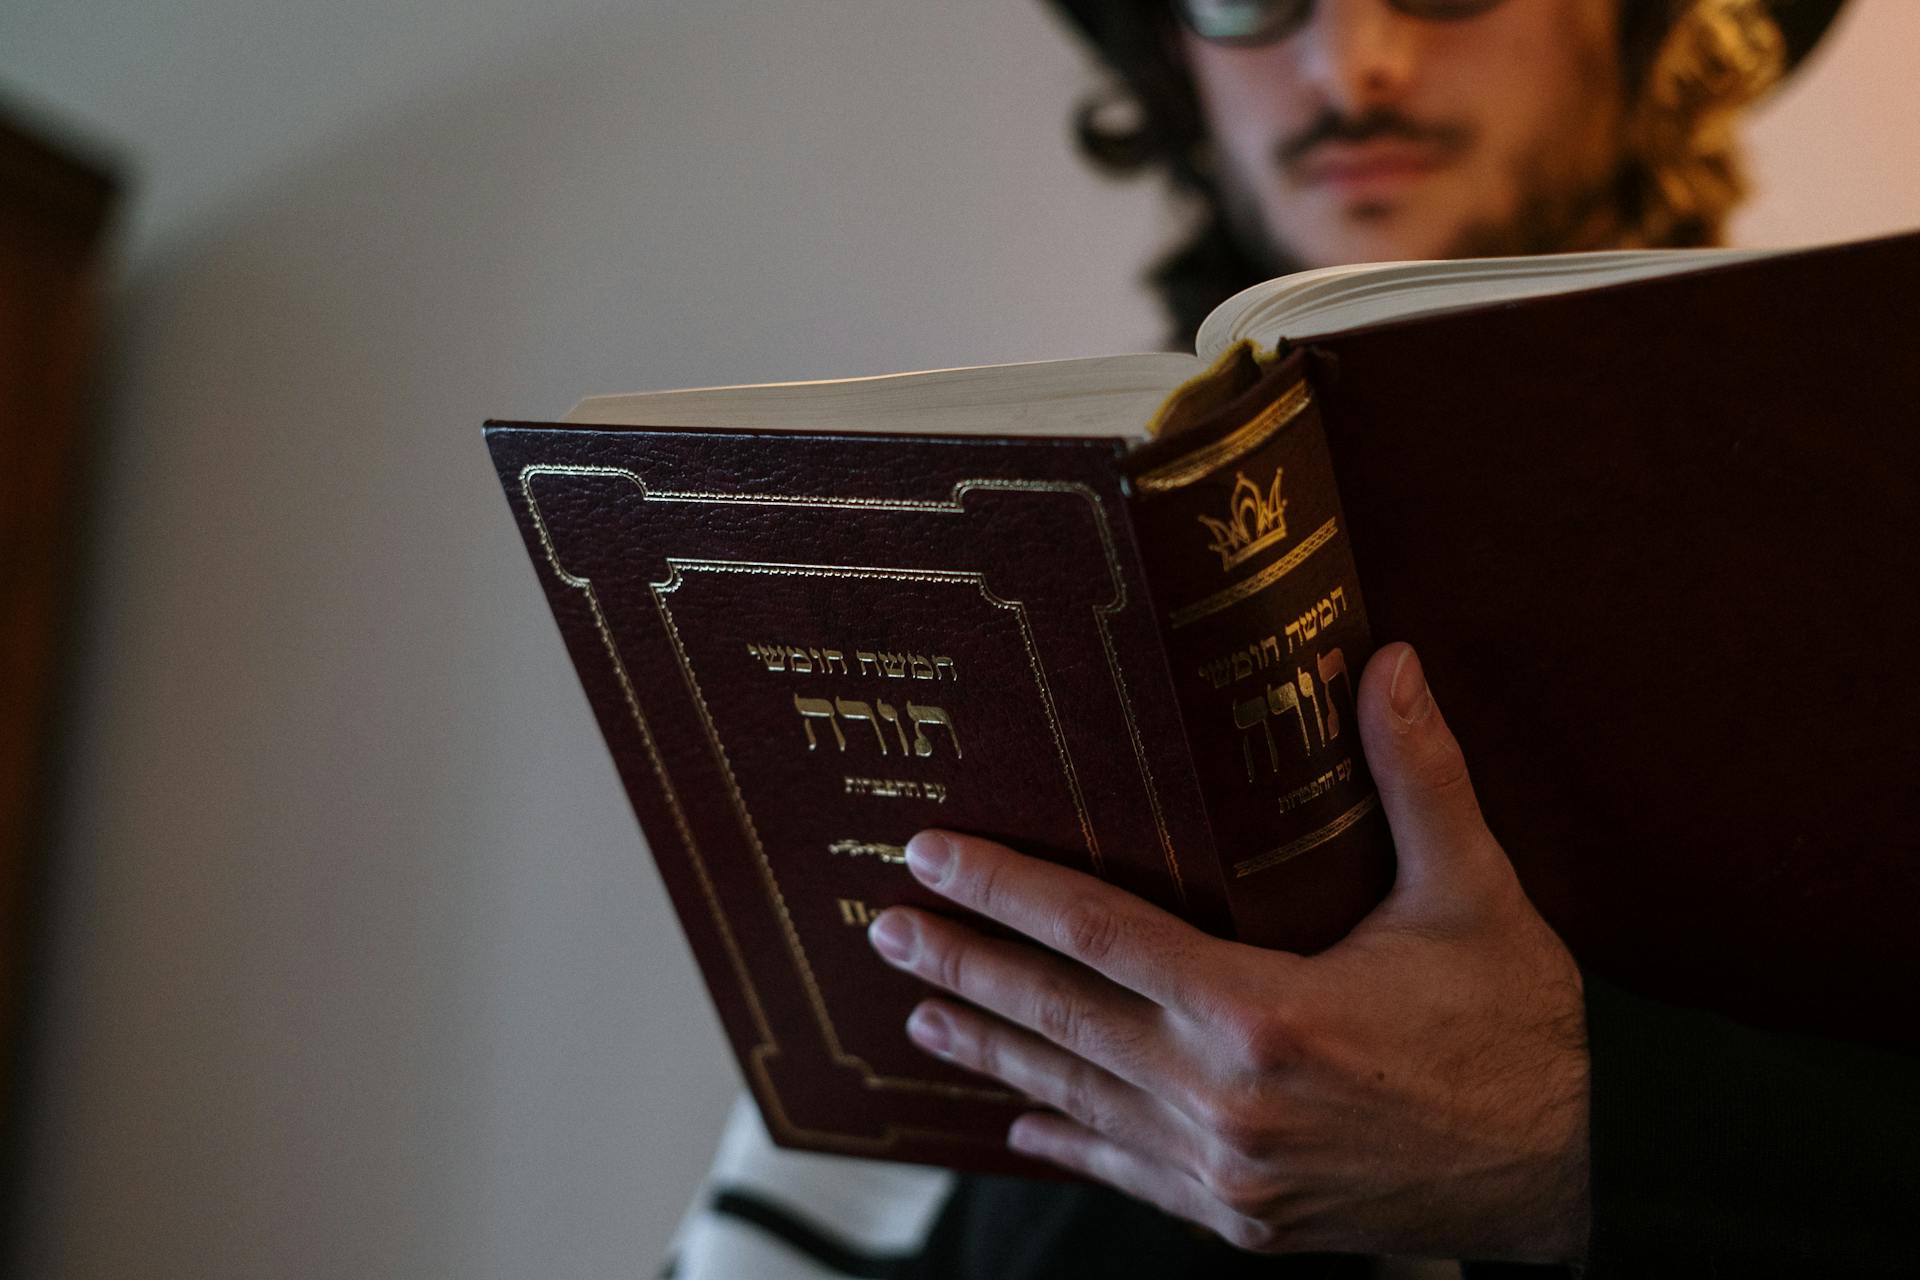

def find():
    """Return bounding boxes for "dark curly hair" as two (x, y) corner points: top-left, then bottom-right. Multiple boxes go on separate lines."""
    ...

(1059, 0), (1795, 342)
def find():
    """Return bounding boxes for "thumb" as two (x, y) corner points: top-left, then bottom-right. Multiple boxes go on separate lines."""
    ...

(1357, 643), (1509, 921)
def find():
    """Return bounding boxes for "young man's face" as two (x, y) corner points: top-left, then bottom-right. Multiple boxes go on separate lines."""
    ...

(1179, 0), (1627, 268)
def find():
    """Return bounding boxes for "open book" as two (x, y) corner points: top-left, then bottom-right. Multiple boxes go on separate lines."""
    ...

(488, 230), (1920, 1171)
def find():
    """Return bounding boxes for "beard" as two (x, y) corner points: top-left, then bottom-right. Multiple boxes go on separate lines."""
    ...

(1438, 152), (1631, 259)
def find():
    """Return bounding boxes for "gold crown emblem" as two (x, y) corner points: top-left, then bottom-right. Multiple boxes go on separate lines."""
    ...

(1197, 468), (1288, 571)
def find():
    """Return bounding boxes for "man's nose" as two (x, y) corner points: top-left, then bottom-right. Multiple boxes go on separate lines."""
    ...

(1292, 0), (1421, 113)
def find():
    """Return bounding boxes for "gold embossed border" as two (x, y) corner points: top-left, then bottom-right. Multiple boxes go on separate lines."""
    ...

(1231, 794), (1379, 879)
(1134, 380), (1312, 494)
(654, 559), (1068, 1102)
(516, 464), (1185, 1152)
(1170, 516), (1338, 630)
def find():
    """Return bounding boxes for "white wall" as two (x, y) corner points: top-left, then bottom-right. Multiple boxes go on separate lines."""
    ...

(1736, 0), (1920, 244)
(2, 2), (1916, 1276)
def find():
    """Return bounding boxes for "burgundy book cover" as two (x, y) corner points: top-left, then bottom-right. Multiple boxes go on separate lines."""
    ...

(483, 426), (1260, 1172)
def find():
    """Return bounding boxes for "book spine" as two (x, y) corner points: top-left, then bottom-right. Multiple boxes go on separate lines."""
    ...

(1121, 348), (1395, 952)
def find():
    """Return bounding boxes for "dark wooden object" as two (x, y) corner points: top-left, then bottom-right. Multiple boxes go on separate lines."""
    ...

(0, 108), (118, 1103)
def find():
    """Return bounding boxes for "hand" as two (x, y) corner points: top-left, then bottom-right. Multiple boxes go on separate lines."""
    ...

(865, 643), (1590, 1263)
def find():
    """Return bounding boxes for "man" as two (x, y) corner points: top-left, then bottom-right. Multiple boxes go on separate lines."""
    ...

(673, 2), (1915, 1275)
(1059, 0), (1822, 331)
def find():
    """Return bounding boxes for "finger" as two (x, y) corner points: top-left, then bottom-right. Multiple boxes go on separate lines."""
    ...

(905, 997), (1208, 1169)
(868, 907), (1178, 1093)
(1007, 1114), (1278, 1254)
(1356, 643), (1509, 916)
(900, 829), (1254, 1014)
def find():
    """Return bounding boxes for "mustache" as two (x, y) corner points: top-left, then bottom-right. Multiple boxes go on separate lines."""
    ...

(1276, 108), (1473, 170)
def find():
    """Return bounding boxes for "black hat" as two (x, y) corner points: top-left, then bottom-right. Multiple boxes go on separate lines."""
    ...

(1054, 0), (1847, 76)
(1767, 0), (1849, 68)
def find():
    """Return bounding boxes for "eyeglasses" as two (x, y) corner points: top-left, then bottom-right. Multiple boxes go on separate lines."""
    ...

(1175, 0), (1511, 46)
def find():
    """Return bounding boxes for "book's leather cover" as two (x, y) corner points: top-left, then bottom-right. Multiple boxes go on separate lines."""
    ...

(483, 425), (1250, 1171)
(1301, 228), (1920, 1052)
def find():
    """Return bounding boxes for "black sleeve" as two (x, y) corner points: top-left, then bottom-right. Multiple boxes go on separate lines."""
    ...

(1582, 973), (1920, 1276)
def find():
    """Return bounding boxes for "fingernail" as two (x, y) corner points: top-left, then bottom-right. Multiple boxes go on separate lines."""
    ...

(905, 831), (954, 885)
(1007, 1117), (1039, 1155)
(906, 1003), (951, 1056)
(1389, 647), (1434, 725)
(868, 911), (917, 965)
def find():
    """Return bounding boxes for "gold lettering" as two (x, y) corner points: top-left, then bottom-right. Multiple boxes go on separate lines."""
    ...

(905, 702), (960, 758)
(843, 775), (950, 803)
(1235, 690), (1277, 781)
(837, 898), (882, 927)
(875, 700), (911, 754)
(828, 839), (909, 864)
(1295, 669), (1325, 745)
(848, 776), (914, 800)
(794, 694), (844, 751)
(797, 699), (960, 759)
(1265, 679), (1312, 754)
(1203, 587), (1353, 680)
(745, 643), (955, 680)
(1316, 648), (1352, 744)
(1276, 767), (1338, 816)
(835, 697), (888, 754)
(1236, 671), (1341, 782)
